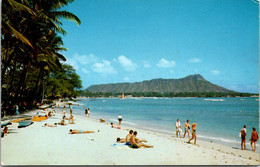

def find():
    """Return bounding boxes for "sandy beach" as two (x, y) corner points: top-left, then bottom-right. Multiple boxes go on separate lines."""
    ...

(1, 105), (259, 165)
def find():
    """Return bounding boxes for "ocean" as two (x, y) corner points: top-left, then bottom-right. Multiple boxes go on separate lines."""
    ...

(62, 97), (259, 149)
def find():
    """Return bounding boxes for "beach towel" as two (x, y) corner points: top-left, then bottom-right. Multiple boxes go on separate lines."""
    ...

(111, 143), (131, 150)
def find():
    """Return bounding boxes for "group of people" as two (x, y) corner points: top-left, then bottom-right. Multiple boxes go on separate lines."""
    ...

(84, 107), (90, 117)
(60, 106), (75, 125)
(175, 119), (198, 145)
(240, 125), (258, 151)
(116, 130), (153, 149)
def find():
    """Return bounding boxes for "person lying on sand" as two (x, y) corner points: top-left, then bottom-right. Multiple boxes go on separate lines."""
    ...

(69, 129), (95, 134)
(111, 122), (121, 129)
(100, 118), (105, 123)
(130, 131), (153, 148)
(42, 123), (57, 127)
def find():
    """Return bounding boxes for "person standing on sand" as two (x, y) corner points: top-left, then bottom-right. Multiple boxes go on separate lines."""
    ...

(175, 119), (181, 138)
(62, 106), (66, 116)
(187, 123), (198, 145)
(240, 125), (247, 150)
(84, 107), (88, 117)
(15, 105), (19, 115)
(87, 108), (90, 117)
(183, 119), (190, 139)
(249, 127), (258, 151)
(118, 114), (122, 125)
(130, 131), (153, 148)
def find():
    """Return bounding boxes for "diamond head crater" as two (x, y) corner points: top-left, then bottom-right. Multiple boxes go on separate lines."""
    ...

(84, 74), (256, 98)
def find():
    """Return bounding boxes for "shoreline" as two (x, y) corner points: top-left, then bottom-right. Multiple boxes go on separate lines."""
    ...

(1, 105), (259, 165)
(56, 98), (260, 152)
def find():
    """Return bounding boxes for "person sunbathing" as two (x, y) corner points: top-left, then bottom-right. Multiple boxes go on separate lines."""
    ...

(130, 131), (153, 148)
(69, 129), (95, 134)
(42, 123), (57, 127)
(111, 122), (121, 129)
(58, 116), (67, 125)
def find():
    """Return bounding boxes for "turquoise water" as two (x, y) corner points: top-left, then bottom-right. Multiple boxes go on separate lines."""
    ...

(64, 97), (259, 149)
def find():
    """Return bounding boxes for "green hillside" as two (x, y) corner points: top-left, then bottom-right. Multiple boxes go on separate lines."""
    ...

(86, 74), (235, 93)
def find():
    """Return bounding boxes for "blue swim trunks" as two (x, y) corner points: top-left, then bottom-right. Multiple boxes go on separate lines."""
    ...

(78, 130), (84, 133)
(126, 141), (131, 145)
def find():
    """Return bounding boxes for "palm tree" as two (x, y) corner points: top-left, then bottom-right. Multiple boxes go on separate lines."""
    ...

(2, 0), (81, 112)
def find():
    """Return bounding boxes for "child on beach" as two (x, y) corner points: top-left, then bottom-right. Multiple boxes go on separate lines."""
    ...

(249, 127), (258, 151)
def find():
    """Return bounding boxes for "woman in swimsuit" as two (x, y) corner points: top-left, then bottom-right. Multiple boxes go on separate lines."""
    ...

(187, 123), (198, 145)
(250, 127), (258, 151)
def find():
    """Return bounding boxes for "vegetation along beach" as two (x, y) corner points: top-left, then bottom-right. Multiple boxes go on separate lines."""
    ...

(1, 0), (259, 165)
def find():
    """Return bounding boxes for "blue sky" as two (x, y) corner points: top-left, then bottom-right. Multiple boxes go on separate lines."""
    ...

(60, 0), (259, 93)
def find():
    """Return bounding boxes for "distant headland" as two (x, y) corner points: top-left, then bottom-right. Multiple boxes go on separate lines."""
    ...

(83, 74), (258, 98)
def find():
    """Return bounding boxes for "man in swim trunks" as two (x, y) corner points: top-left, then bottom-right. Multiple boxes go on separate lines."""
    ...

(130, 131), (153, 148)
(240, 125), (247, 150)
(250, 127), (258, 151)
(69, 129), (95, 134)
(187, 123), (198, 145)
(125, 130), (133, 145)
(183, 119), (190, 139)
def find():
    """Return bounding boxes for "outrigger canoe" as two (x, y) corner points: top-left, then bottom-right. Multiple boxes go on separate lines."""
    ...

(1, 121), (12, 128)
(11, 117), (31, 123)
(32, 116), (48, 122)
(18, 119), (33, 128)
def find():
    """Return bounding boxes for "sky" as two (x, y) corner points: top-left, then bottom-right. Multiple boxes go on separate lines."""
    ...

(60, 0), (259, 93)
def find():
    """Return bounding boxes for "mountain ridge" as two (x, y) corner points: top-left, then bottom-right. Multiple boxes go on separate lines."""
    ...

(86, 74), (235, 93)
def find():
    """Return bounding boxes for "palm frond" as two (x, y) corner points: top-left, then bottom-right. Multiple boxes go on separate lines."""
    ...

(7, 0), (36, 15)
(51, 11), (81, 25)
(3, 21), (33, 48)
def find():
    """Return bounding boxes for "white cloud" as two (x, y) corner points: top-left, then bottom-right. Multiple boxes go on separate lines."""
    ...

(91, 60), (117, 74)
(118, 55), (137, 71)
(143, 61), (151, 68)
(65, 58), (80, 71)
(157, 58), (176, 68)
(211, 70), (220, 75)
(189, 58), (202, 63)
(81, 68), (89, 74)
(73, 53), (99, 65)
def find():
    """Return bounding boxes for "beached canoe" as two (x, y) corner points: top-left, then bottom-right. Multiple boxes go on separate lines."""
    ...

(1, 121), (12, 128)
(18, 119), (33, 128)
(32, 116), (48, 122)
(11, 117), (31, 123)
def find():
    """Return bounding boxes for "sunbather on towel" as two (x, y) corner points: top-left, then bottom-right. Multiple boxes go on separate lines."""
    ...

(130, 131), (153, 149)
(69, 129), (95, 134)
